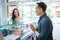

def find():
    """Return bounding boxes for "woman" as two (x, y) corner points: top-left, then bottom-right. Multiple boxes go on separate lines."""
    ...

(8, 8), (23, 36)
(9, 8), (22, 26)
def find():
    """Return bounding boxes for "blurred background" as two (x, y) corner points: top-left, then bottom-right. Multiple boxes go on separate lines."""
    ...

(0, 0), (60, 40)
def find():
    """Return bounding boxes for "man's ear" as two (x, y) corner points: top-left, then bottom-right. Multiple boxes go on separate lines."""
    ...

(40, 8), (42, 11)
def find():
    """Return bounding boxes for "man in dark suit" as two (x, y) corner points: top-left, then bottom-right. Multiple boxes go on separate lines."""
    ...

(30, 2), (53, 40)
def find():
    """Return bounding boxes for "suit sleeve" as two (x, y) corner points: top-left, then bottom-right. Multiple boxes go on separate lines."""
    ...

(37, 19), (51, 40)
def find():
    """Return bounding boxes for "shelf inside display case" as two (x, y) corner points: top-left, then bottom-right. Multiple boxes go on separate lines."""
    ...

(0, 24), (33, 40)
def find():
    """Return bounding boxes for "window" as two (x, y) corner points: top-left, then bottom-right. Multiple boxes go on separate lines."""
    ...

(18, 2), (38, 24)
(6, 0), (17, 18)
(7, 5), (16, 18)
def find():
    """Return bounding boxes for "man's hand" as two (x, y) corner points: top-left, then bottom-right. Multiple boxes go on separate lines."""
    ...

(30, 24), (37, 32)
(30, 24), (39, 37)
(30, 24), (40, 37)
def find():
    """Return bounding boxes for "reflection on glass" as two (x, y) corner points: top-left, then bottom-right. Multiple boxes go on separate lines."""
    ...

(7, 0), (16, 2)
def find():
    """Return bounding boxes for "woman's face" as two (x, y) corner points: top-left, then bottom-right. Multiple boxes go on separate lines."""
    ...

(14, 10), (19, 17)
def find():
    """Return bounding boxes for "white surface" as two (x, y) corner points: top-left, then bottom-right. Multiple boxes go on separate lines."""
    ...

(21, 27), (33, 40)
(51, 17), (60, 40)
(3, 34), (20, 40)
(53, 24), (60, 40)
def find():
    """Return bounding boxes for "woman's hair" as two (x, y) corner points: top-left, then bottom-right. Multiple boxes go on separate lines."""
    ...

(12, 8), (19, 20)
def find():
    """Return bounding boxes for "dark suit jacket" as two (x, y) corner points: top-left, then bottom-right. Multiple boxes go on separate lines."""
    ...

(36, 13), (53, 40)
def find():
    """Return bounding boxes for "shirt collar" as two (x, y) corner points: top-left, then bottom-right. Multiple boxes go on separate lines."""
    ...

(40, 13), (46, 19)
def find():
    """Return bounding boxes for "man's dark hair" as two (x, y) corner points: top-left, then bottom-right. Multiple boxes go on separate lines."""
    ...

(37, 2), (47, 12)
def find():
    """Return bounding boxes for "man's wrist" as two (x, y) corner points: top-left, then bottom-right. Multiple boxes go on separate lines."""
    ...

(34, 31), (40, 37)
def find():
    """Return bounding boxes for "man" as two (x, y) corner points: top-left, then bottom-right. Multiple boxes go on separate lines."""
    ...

(30, 2), (53, 40)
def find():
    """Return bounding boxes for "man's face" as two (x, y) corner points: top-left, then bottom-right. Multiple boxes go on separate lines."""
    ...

(36, 6), (42, 16)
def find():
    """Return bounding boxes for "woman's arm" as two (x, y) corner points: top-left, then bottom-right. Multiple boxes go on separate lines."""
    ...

(9, 18), (12, 24)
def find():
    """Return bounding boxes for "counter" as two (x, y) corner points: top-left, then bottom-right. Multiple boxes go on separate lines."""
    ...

(3, 28), (33, 40)
(0, 25), (34, 40)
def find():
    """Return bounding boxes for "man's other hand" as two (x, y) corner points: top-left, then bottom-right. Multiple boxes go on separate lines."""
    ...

(30, 24), (36, 32)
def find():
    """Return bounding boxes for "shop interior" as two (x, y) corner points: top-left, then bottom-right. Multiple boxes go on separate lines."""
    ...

(0, 0), (60, 40)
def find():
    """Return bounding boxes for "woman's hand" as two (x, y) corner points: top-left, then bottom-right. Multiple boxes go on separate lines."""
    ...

(9, 20), (12, 24)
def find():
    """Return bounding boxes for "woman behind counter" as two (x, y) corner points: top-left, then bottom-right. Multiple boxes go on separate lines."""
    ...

(9, 8), (23, 26)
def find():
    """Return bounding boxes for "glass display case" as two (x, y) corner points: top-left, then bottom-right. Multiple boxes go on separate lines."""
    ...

(0, 24), (33, 40)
